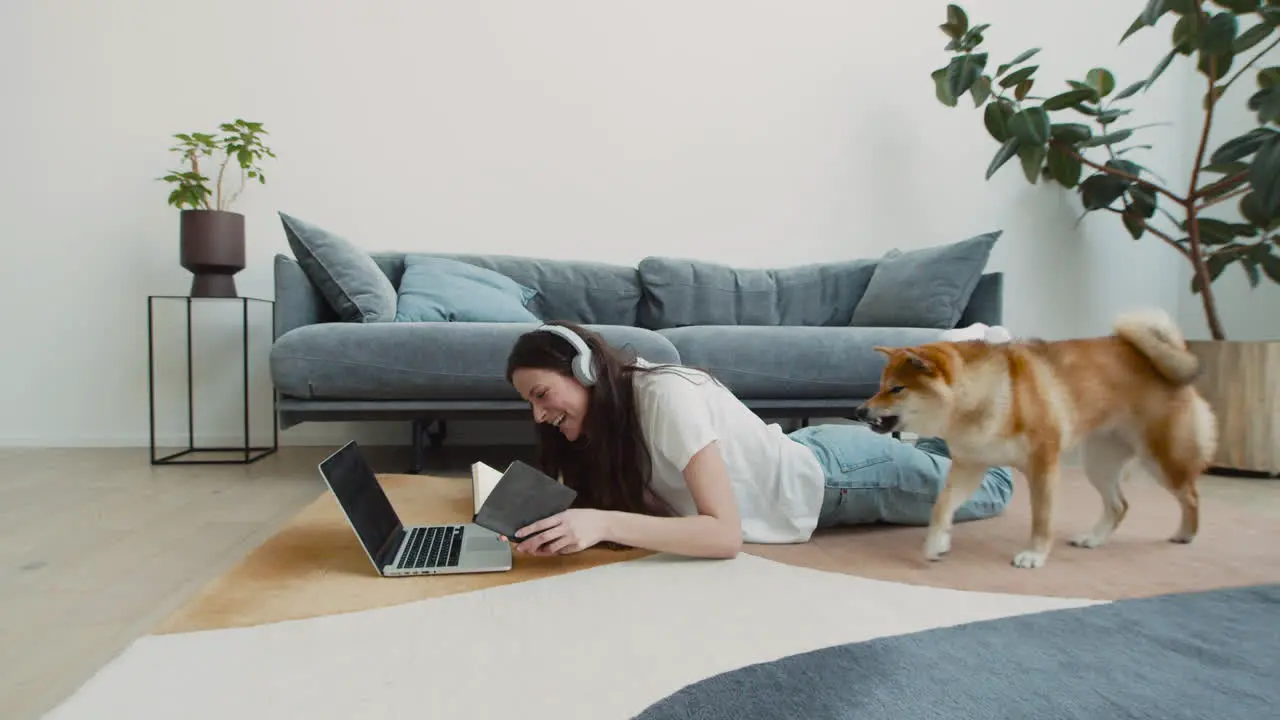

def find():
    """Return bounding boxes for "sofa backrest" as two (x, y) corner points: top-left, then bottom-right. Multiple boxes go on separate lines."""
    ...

(635, 256), (882, 329)
(368, 252), (644, 326)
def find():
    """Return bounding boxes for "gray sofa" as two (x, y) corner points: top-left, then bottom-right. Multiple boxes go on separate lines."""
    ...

(268, 214), (1003, 471)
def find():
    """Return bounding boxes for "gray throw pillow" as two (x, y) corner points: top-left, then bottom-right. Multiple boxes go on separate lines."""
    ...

(279, 212), (398, 323)
(849, 230), (1001, 329)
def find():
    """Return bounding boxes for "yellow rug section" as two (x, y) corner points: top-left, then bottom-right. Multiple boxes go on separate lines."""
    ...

(157, 473), (650, 634)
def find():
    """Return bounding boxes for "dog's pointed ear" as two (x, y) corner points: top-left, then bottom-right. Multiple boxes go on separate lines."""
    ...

(872, 346), (895, 357)
(903, 349), (936, 374)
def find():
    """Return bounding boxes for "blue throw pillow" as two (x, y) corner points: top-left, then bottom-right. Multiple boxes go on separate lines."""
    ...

(395, 255), (541, 323)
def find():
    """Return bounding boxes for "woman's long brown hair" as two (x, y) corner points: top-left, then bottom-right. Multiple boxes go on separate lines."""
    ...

(505, 321), (693, 520)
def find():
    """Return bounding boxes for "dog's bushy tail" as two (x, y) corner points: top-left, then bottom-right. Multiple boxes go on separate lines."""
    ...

(1113, 309), (1201, 385)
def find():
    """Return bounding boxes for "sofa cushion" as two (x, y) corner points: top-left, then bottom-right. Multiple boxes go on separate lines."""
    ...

(368, 253), (643, 327)
(850, 230), (1001, 329)
(394, 255), (541, 323)
(279, 212), (398, 323)
(657, 325), (946, 399)
(636, 256), (879, 329)
(271, 322), (679, 401)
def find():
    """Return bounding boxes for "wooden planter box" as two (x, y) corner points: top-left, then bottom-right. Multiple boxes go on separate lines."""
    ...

(1186, 339), (1280, 477)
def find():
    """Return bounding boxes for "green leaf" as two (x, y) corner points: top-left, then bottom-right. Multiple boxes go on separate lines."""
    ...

(1259, 247), (1280, 284)
(1241, 192), (1274, 227)
(1198, 47), (1234, 80)
(1107, 158), (1143, 177)
(1202, 160), (1250, 174)
(1141, 0), (1170, 26)
(1096, 108), (1135, 124)
(1015, 78), (1034, 101)
(943, 4), (968, 38)
(1042, 88), (1096, 110)
(1081, 129), (1136, 147)
(1196, 218), (1246, 244)
(1047, 144), (1083, 187)
(984, 100), (1014, 141)
(996, 48), (1041, 76)
(1202, 12), (1239, 54)
(1080, 173), (1132, 210)
(1208, 127), (1278, 164)
(1212, 0), (1260, 12)
(1008, 107), (1051, 146)
(1121, 15), (1148, 44)
(1113, 80), (1148, 100)
(970, 75), (993, 106)
(1249, 136), (1280, 217)
(1199, 172), (1250, 199)
(986, 137), (1022, 180)
(1019, 143), (1047, 183)
(1131, 186), (1158, 217)
(1123, 208), (1147, 239)
(1173, 14), (1201, 54)
(1051, 122), (1093, 144)
(1000, 65), (1038, 88)
(932, 67), (959, 107)
(1233, 21), (1274, 53)
(1147, 48), (1179, 88)
(1086, 68), (1117, 97)
(1248, 85), (1280, 123)
(1262, 66), (1280, 88)
(947, 53), (988, 99)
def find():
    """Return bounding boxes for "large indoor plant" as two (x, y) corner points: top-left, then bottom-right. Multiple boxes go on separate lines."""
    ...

(929, 1), (1279, 475)
(159, 119), (275, 298)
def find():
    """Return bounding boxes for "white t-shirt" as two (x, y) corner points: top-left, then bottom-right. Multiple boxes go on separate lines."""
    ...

(630, 359), (827, 544)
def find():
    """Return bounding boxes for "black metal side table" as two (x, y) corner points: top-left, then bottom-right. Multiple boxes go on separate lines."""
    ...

(147, 295), (278, 464)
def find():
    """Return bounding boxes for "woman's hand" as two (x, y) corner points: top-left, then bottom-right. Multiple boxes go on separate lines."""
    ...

(504, 509), (609, 556)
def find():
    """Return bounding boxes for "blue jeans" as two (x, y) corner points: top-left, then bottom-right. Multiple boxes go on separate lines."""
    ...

(788, 424), (1014, 528)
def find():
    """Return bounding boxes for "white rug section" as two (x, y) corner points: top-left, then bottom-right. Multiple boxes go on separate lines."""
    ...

(46, 553), (1103, 720)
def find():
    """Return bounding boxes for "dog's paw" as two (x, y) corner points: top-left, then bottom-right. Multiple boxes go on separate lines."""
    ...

(1069, 533), (1106, 549)
(1011, 550), (1047, 569)
(1168, 532), (1195, 544)
(923, 531), (951, 561)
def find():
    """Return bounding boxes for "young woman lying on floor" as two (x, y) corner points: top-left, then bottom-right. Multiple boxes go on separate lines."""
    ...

(501, 321), (1015, 559)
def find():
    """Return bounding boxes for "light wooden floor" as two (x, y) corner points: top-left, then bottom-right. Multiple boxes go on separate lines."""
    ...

(1, 445), (1276, 720)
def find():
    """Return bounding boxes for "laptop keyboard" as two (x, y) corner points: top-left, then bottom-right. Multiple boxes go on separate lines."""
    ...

(397, 526), (464, 569)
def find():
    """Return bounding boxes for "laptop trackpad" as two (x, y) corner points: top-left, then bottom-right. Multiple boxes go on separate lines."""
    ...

(465, 533), (508, 553)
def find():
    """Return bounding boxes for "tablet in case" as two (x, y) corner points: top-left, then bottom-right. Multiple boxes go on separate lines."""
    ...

(472, 460), (578, 542)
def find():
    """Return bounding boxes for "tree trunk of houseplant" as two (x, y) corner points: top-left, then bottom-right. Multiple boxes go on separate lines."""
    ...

(179, 209), (245, 298)
(1186, 339), (1280, 477)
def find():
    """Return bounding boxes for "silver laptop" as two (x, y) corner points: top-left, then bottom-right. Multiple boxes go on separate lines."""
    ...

(318, 440), (513, 577)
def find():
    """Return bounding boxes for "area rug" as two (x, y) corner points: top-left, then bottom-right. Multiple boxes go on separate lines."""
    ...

(43, 471), (1280, 719)
(635, 582), (1280, 720)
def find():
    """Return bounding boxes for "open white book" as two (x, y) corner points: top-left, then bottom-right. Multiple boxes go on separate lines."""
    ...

(470, 461), (505, 515)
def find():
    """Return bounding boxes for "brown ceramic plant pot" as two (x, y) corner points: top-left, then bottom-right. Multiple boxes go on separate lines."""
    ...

(179, 209), (246, 297)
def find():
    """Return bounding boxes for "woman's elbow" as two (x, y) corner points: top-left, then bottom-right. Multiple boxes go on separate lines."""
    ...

(711, 525), (743, 559)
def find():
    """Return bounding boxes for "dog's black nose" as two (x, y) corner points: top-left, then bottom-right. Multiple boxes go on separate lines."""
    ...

(852, 404), (869, 422)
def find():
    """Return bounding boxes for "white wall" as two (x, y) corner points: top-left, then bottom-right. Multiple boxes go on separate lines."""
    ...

(0, 0), (1202, 448)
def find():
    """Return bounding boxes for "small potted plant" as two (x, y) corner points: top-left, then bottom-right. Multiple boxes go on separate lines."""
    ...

(160, 119), (275, 297)
(928, 2), (1279, 475)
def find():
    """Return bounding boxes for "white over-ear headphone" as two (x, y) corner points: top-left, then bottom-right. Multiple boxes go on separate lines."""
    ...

(537, 324), (597, 387)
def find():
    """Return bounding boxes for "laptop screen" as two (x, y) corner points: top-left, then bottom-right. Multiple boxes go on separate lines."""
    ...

(319, 442), (401, 563)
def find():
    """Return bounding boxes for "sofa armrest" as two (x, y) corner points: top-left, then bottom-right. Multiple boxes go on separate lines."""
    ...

(274, 253), (336, 339)
(957, 272), (1002, 328)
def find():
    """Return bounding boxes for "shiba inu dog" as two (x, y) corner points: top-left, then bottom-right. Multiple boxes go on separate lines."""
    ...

(855, 309), (1217, 569)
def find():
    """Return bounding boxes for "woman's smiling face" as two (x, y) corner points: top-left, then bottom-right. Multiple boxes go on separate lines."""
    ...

(511, 367), (590, 441)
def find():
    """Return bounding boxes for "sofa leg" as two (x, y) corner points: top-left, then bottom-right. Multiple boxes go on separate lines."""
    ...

(428, 419), (447, 449)
(408, 419), (448, 474)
